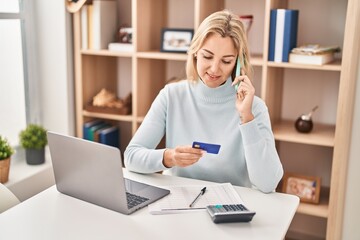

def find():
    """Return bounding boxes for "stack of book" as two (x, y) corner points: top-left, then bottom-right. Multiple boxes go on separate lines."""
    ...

(268, 9), (299, 62)
(83, 120), (120, 148)
(289, 45), (340, 65)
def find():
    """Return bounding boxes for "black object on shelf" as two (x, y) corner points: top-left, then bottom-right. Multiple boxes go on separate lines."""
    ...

(295, 106), (318, 133)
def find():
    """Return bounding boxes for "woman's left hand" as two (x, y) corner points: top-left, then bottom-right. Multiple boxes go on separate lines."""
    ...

(231, 69), (255, 123)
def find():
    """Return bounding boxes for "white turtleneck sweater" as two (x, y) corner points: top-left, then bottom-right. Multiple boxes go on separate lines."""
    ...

(124, 78), (283, 193)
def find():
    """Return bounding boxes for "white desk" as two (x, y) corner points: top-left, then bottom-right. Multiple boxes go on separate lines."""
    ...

(0, 170), (299, 240)
(5, 147), (55, 201)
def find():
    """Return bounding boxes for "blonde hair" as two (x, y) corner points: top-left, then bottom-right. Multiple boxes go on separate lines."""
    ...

(186, 10), (253, 81)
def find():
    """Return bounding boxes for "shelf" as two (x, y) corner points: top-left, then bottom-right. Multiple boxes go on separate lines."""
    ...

(81, 49), (133, 58)
(136, 51), (188, 61)
(83, 110), (134, 122)
(250, 54), (263, 66)
(267, 59), (342, 71)
(297, 187), (329, 218)
(273, 120), (335, 147)
(136, 116), (145, 123)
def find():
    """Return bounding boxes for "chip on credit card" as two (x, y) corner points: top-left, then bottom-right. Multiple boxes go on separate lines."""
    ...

(192, 141), (221, 154)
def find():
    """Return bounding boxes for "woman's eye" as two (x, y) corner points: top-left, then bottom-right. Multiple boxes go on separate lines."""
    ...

(222, 59), (232, 64)
(203, 55), (212, 59)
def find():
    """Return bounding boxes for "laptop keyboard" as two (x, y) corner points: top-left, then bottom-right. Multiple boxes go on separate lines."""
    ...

(126, 192), (149, 209)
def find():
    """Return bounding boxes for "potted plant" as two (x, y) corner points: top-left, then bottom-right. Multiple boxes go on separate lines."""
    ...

(19, 124), (47, 165)
(0, 135), (14, 183)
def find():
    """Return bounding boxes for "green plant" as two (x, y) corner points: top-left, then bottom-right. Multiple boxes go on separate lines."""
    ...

(19, 124), (48, 149)
(0, 135), (14, 160)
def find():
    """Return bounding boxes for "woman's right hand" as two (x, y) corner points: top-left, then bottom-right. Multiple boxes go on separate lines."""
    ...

(163, 146), (205, 168)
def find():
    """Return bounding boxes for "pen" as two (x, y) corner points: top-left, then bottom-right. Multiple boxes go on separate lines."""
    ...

(189, 187), (206, 207)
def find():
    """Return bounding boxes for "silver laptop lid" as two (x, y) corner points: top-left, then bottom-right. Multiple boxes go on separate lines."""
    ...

(47, 131), (130, 214)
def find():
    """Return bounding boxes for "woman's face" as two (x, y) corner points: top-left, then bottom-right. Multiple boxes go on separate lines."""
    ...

(196, 33), (237, 88)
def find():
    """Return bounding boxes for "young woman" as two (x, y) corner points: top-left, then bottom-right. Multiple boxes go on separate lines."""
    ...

(124, 10), (283, 193)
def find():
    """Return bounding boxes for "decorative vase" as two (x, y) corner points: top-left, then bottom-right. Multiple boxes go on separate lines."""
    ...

(25, 148), (45, 165)
(0, 157), (11, 183)
(295, 116), (313, 133)
(295, 106), (319, 133)
(239, 15), (254, 35)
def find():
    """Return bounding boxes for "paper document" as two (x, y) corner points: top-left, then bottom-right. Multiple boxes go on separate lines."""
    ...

(148, 183), (243, 214)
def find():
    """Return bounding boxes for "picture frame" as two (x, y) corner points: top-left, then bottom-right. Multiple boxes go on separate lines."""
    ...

(161, 28), (194, 53)
(282, 173), (321, 204)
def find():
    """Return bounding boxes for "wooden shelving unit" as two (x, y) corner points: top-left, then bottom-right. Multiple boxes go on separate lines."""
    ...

(68, 0), (359, 239)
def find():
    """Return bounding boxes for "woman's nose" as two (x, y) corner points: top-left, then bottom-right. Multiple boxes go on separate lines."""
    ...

(210, 60), (220, 73)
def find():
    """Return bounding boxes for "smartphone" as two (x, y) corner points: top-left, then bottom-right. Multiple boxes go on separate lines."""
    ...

(234, 57), (241, 92)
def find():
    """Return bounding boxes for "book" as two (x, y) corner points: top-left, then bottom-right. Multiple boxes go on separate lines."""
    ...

(87, 4), (93, 49)
(80, 4), (88, 49)
(268, 9), (277, 61)
(289, 52), (334, 65)
(282, 10), (299, 62)
(270, 9), (299, 62)
(92, 0), (117, 50)
(274, 9), (285, 62)
(108, 42), (134, 52)
(99, 126), (120, 148)
(88, 122), (110, 141)
(148, 183), (244, 215)
(94, 126), (105, 143)
(291, 44), (340, 55)
(83, 120), (103, 140)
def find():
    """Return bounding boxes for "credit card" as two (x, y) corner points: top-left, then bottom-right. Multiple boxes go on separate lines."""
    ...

(192, 141), (221, 154)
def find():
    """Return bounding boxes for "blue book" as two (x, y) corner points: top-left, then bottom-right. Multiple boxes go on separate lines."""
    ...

(268, 9), (277, 61)
(282, 10), (299, 62)
(99, 126), (119, 148)
(83, 120), (103, 140)
(88, 122), (110, 141)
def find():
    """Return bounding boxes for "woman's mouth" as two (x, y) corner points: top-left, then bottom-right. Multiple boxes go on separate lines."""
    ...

(207, 73), (220, 81)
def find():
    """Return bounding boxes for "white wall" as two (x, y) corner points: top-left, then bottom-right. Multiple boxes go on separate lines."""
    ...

(0, 20), (27, 144)
(342, 39), (360, 239)
(34, 0), (74, 135)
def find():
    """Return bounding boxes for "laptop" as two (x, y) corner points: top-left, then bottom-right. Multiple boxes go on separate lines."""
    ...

(47, 131), (170, 215)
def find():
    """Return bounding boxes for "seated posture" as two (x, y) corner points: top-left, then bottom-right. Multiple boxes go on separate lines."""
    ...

(125, 10), (283, 193)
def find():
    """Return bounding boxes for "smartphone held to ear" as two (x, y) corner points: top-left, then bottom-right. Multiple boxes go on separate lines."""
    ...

(234, 57), (241, 92)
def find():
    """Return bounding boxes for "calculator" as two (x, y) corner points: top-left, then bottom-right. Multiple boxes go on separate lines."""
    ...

(206, 204), (256, 223)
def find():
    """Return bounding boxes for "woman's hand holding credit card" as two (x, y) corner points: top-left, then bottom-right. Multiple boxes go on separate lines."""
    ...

(163, 145), (205, 168)
(163, 142), (221, 168)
